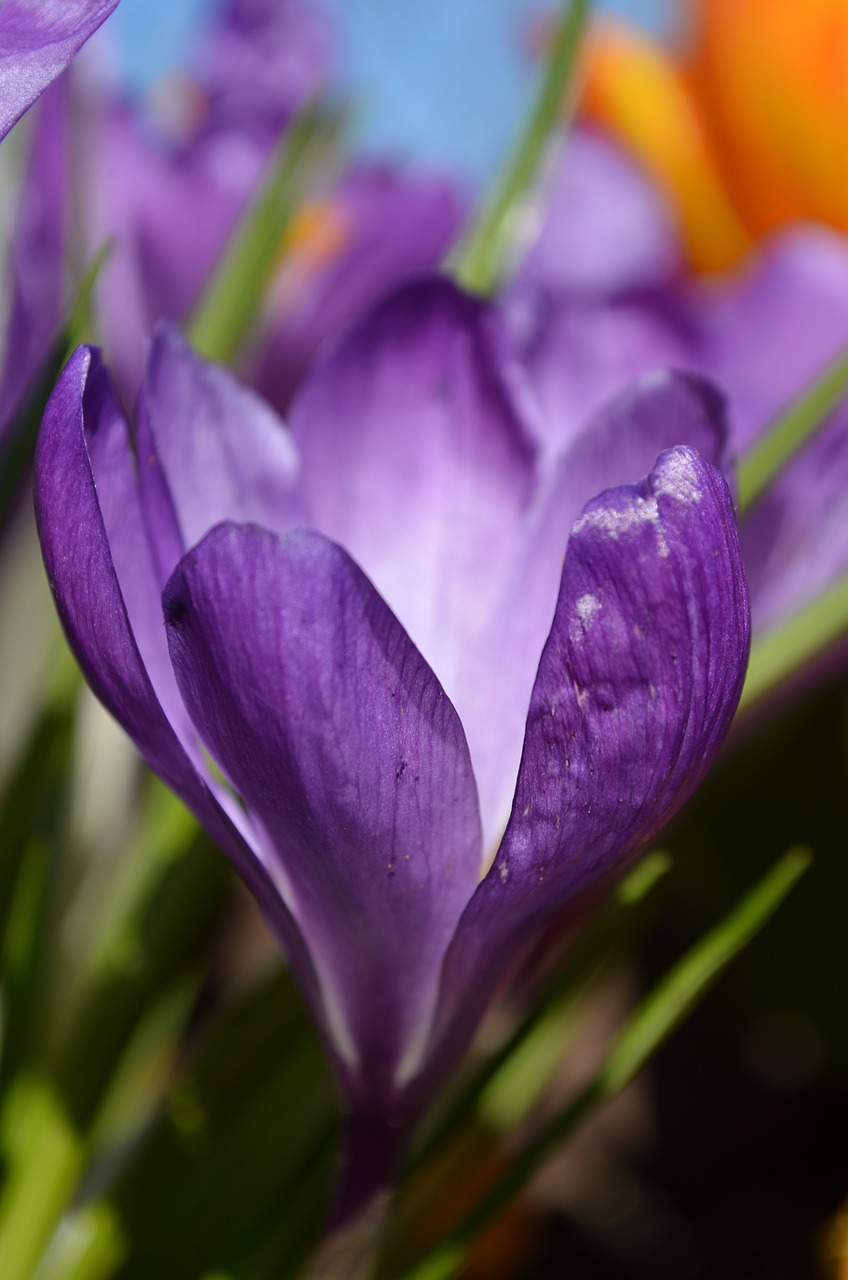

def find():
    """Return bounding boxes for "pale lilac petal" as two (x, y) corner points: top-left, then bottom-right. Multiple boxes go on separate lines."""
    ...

(694, 227), (848, 450)
(514, 128), (681, 300)
(0, 79), (68, 441)
(195, 0), (334, 142)
(742, 406), (848, 630)
(85, 106), (243, 398)
(253, 167), (465, 411)
(290, 276), (539, 707)
(136, 324), (306, 585)
(0, 0), (118, 141)
(419, 447), (749, 1096)
(163, 522), (483, 1105)
(461, 372), (734, 848)
(34, 347), (323, 1018)
(508, 294), (692, 457)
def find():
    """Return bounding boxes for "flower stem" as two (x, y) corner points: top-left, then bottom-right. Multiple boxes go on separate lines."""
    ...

(454, 0), (591, 296)
(400, 848), (809, 1279)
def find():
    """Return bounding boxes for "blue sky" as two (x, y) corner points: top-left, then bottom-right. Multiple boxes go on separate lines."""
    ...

(106, 0), (672, 185)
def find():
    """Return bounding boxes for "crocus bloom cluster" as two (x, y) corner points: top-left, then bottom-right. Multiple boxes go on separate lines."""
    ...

(36, 278), (749, 1209)
(581, 0), (848, 271)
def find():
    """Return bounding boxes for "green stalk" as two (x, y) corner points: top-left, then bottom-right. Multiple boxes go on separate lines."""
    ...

(454, 0), (591, 296)
(401, 847), (809, 1279)
(188, 102), (343, 365)
(408, 850), (671, 1170)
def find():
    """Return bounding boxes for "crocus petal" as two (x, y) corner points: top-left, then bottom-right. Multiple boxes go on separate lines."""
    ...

(0, 79), (67, 441)
(421, 446), (749, 1093)
(513, 127), (681, 300)
(692, 227), (848, 450)
(136, 323), (306, 586)
(195, 0), (335, 142)
(461, 373), (735, 848)
(290, 275), (538, 713)
(84, 105), (245, 399)
(253, 168), (466, 412)
(163, 523), (483, 1105)
(508, 292), (693, 457)
(741, 405), (848, 630)
(37, 348), (196, 757)
(34, 347), (322, 1014)
(0, 0), (118, 141)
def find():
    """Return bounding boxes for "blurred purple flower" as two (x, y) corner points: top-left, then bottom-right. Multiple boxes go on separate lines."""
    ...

(508, 128), (848, 644)
(71, 0), (463, 399)
(0, 0), (119, 141)
(0, 2), (119, 438)
(35, 276), (749, 1211)
(0, 81), (68, 441)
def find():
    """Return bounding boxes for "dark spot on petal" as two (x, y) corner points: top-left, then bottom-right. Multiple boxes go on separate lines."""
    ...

(165, 594), (189, 627)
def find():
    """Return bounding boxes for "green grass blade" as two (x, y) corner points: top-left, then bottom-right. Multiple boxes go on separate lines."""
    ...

(738, 346), (848, 513)
(187, 102), (343, 365)
(402, 847), (810, 1279)
(454, 0), (591, 296)
(409, 850), (671, 1170)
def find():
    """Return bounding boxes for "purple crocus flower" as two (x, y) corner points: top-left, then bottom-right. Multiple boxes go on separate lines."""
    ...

(509, 129), (848, 650)
(35, 278), (749, 1213)
(0, 0), (119, 142)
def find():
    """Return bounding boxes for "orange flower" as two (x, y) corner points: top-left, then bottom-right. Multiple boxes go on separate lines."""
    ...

(580, 0), (848, 272)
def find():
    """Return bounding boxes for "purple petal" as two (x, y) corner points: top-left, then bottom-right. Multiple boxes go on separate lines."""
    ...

(34, 346), (323, 1022)
(418, 446), (750, 1097)
(0, 79), (68, 442)
(290, 276), (538, 738)
(84, 105), (244, 398)
(507, 293), (693, 457)
(0, 0), (118, 141)
(163, 522), (483, 1105)
(253, 167), (466, 411)
(513, 128), (681, 300)
(194, 0), (335, 142)
(462, 372), (734, 846)
(693, 228), (848, 450)
(136, 324), (306, 586)
(37, 348), (196, 758)
(742, 405), (848, 631)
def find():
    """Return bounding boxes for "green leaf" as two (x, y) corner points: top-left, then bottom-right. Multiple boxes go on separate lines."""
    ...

(737, 345), (848, 513)
(454, 0), (591, 296)
(188, 102), (344, 366)
(739, 572), (848, 713)
(0, 1078), (84, 1280)
(599, 846), (810, 1092)
(408, 850), (671, 1172)
(401, 847), (809, 1278)
(109, 969), (336, 1280)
